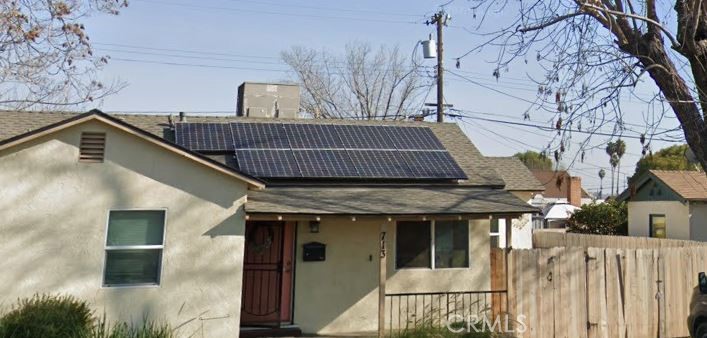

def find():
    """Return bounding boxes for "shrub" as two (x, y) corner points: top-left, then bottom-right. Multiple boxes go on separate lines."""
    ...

(91, 315), (173, 338)
(567, 199), (628, 235)
(0, 294), (93, 338)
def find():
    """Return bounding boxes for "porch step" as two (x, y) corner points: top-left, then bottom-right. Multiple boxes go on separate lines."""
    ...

(240, 326), (302, 338)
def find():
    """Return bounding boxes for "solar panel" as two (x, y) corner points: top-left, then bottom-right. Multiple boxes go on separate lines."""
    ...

(177, 121), (467, 181)
(347, 150), (411, 178)
(293, 150), (359, 177)
(400, 151), (468, 179)
(235, 150), (301, 177)
(230, 123), (289, 149)
(284, 124), (343, 149)
(383, 126), (445, 150)
(335, 125), (396, 149)
(175, 123), (233, 151)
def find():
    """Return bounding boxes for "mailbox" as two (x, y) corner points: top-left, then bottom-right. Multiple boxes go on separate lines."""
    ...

(302, 242), (326, 262)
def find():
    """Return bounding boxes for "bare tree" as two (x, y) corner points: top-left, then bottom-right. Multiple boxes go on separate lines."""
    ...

(1, 0), (128, 111)
(281, 42), (429, 120)
(459, 0), (707, 173)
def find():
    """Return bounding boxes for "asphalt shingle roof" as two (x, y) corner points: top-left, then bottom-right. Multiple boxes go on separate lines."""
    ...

(0, 111), (505, 187)
(246, 186), (538, 215)
(0, 111), (540, 215)
(486, 157), (544, 191)
(650, 170), (707, 200)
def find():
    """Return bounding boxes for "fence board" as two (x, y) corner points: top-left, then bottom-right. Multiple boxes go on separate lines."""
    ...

(509, 245), (707, 338)
(537, 248), (554, 338)
(533, 232), (707, 250)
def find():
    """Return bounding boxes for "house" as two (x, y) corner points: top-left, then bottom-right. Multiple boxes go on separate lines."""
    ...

(0, 109), (537, 337)
(486, 157), (544, 248)
(622, 170), (707, 240)
(530, 170), (593, 229)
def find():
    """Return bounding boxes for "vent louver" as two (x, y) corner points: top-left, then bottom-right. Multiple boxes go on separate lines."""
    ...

(79, 132), (106, 163)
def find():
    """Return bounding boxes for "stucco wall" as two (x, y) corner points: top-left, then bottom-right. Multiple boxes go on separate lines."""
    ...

(690, 202), (707, 241)
(0, 121), (248, 338)
(628, 201), (689, 240)
(292, 217), (490, 335)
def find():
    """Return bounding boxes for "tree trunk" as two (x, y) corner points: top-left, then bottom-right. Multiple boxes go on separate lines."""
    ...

(620, 33), (707, 173)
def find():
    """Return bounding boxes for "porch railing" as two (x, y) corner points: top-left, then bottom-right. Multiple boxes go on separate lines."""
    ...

(384, 290), (508, 331)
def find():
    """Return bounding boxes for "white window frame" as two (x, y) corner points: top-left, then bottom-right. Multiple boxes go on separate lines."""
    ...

(394, 220), (470, 271)
(102, 208), (167, 288)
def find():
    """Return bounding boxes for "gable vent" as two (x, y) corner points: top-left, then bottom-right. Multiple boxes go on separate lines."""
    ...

(79, 132), (106, 163)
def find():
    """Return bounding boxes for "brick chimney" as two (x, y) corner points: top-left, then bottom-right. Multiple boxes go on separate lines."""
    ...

(568, 176), (582, 207)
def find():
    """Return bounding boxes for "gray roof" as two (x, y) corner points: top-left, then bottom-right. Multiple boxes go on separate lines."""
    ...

(246, 186), (538, 215)
(0, 111), (540, 215)
(486, 157), (545, 191)
(0, 111), (505, 187)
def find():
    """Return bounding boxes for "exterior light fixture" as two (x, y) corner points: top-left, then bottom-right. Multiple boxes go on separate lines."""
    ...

(309, 220), (320, 233)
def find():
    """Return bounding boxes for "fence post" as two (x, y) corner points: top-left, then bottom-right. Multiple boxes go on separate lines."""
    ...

(657, 252), (666, 338)
(378, 223), (388, 338)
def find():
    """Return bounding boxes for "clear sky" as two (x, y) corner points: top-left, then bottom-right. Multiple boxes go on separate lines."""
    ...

(83, 0), (686, 196)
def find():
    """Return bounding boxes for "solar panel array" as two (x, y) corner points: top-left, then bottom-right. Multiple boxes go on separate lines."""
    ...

(175, 122), (467, 180)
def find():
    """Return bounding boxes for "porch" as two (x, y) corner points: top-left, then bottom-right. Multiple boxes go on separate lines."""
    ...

(239, 186), (534, 336)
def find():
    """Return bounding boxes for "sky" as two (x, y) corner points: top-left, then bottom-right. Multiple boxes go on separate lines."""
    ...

(81, 0), (687, 196)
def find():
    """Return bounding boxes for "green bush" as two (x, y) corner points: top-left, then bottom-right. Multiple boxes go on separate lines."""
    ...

(0, 294), (173, 338)
(0, 294), (93, 338)
(567, 199), (628, 235)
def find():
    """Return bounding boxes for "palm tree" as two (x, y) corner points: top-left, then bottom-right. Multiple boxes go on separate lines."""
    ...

(614, 139), (626, 195)
(610, 153), (620, 196)
(598, 169), (606, 198)
(605, 142), (616, 196)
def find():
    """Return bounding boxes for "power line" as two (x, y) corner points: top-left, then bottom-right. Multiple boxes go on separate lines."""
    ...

(109, 57), (289, 72)
(132, 0), (422, 24)
(93, 42), (281, 60)
(222, 0), (422, 17)
(448, 109), (684, 143)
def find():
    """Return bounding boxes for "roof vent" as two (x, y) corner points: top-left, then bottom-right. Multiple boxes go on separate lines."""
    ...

(79, 132), (106, 163)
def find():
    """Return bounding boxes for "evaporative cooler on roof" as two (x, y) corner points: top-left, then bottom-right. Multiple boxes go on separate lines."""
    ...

(174, 122), (467, 180)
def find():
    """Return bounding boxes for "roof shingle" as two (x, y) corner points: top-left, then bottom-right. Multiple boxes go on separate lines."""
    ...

(246, 186), (538, 215)
(0, 111), (505, 187)
(650, 170), (707, 200)
(486, 157), (544, 191)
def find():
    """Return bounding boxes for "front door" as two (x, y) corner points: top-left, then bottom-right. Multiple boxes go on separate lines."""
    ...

(241, 221), (294, 326)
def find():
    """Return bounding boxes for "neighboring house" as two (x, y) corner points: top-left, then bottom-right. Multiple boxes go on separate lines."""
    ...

(530, 170), (594, 229)
(622, 170), (707, 241)
(486, 157), (544, 248)
(0, 109), (536, 337)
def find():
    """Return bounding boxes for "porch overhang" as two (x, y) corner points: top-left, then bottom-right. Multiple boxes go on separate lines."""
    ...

(245, 186), (539, 218)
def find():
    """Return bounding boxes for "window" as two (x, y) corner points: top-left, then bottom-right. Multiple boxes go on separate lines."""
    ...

(396, 221), (431, 269)
(395, 220), (470, 269)
(650, 214), (666, 238)
(489, 218), (501, 249)
(435, 221), (469, 268)
(104, 210), (166, 286)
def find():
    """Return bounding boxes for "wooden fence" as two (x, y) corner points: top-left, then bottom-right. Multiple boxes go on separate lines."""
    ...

(533, 231), (707, 249)
(508, 247), (707, 338)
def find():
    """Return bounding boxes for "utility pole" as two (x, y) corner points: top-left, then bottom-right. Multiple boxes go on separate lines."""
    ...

(428, 11), (450, 123)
